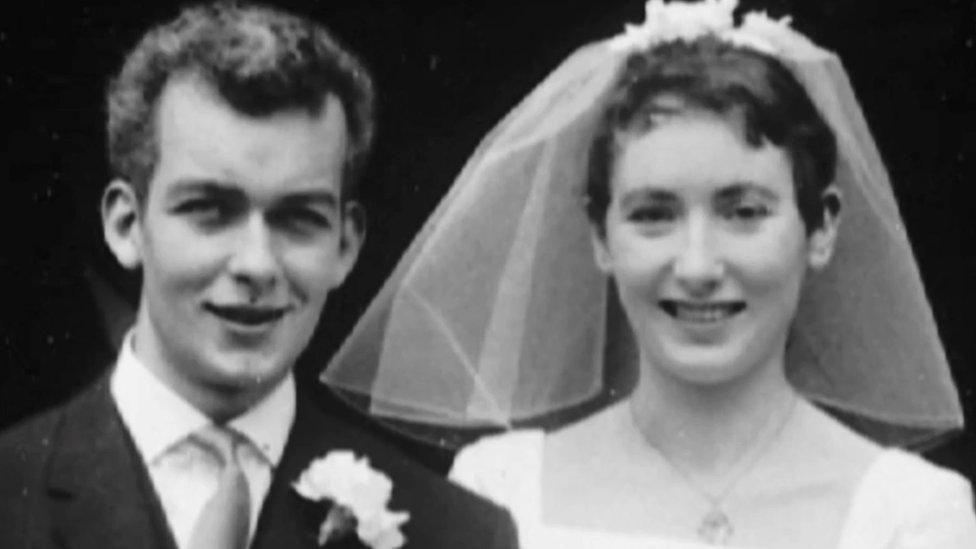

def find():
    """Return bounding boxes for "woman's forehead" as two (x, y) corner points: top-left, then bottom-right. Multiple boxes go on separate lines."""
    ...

(611, 113), (793, 198)
(621, 94), (752, 138)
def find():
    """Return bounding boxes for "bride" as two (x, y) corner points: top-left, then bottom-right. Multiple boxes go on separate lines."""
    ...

(324, 1), (975, 547)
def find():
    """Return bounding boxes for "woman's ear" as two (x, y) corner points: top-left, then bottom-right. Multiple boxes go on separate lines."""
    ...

(807, 186), (842, 271)
(591, 225), (613, 274)
(101, 179), (143, 270)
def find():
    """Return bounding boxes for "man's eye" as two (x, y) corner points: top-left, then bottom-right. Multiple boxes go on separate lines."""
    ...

(727, 203), (771, 221)
(175, 199), (230, 224)
(274, 209), (332, 232)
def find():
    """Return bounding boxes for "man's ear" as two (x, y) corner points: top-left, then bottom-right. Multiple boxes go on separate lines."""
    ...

(334, 200), (366, 285)
(591, 225), (613, 274)
(807, 186), (842, 271)
(101, 179), (143, 270)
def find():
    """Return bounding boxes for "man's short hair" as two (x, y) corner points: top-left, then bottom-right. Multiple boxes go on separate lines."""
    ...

(107, 1), (375, 201)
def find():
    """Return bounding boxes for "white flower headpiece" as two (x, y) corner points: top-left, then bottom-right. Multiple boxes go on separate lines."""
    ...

(608, 0), (795, 56)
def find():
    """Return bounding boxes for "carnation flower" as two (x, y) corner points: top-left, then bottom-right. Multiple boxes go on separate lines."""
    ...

(293, 451), (410, 549)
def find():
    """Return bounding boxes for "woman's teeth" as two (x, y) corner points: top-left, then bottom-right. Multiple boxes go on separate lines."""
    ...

(661, 301), (745, 322)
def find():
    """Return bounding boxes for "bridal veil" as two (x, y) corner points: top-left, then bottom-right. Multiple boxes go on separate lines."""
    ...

(322, 0), (964, 449)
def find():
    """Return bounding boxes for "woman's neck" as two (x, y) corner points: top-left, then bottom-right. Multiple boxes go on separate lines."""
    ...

(628, 354), (797, 482)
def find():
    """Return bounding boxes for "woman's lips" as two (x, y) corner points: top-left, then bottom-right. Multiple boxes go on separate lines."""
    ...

(203, 303), (290, 326)
(659, 300), (746, 323)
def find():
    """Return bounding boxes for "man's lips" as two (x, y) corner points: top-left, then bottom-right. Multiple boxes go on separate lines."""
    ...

(203, 303), (290, 326)
(659, 299), (746, 323)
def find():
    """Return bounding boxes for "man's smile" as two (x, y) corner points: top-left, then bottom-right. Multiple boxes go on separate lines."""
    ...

(203, 303), (291, 327)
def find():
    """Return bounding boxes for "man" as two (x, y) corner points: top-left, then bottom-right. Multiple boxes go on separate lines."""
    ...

(0, 3), (518, 548)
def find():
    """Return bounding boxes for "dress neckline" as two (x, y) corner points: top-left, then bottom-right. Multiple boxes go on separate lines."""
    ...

(513, 428), (904, 548)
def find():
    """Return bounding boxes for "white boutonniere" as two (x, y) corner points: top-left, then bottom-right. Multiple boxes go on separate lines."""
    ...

(293, 450), (410, 549)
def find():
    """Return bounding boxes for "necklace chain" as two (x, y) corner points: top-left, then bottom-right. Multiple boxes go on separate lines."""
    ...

(628, 393), (799, 545)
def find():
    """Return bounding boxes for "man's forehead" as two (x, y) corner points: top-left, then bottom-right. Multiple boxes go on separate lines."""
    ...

(156, 75), (348, 143)
(149, 75), (349, 202)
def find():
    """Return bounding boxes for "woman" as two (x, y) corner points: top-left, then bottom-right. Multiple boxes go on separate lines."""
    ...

(324, 1), (975, 546)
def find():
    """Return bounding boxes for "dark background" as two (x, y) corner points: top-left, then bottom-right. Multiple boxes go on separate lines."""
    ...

(2, 0), (974, 479)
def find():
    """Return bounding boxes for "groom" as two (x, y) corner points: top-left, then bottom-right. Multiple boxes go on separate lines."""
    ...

(0, 2), (517, 549)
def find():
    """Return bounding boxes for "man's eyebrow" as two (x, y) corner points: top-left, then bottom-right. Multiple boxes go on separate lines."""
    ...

(714, 182), (781, 202)
(164, 180), (340, 207)
(277, 190), (339, 209)
(165, 178), (241, 196)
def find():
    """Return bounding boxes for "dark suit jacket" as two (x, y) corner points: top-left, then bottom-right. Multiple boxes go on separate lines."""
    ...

(0, 376), (519, 549)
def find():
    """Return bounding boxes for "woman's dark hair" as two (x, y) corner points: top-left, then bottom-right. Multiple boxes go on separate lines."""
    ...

(107, 1), (375, 203)
(586, 36), (836, 234)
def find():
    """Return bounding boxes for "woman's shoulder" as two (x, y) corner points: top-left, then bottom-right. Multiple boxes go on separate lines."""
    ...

(860, 447), (973, 503)
(839, 447), (976, 548)
(449, 429), (546, 511)
(453, 429), (547, 468)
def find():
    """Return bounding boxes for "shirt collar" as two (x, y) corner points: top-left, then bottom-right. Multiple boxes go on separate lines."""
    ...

(227, 370), (294, 466)
(111, 332), (295, 467)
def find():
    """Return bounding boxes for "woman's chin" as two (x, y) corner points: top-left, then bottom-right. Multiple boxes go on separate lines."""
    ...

(665, 365), (747, 386)
(648, 345), (761, 386)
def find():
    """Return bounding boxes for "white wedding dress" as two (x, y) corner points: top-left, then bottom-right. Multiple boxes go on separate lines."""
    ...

(451, 430), (976, 549)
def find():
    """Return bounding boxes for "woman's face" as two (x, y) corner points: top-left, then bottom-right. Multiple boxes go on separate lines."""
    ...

(593, 111), (835, 385)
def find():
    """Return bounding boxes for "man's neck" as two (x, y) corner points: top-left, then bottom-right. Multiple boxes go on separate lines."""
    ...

(129, 328), (288, 423)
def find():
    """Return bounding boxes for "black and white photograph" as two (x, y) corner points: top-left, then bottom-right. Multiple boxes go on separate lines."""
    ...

(2, 1), (974, 547)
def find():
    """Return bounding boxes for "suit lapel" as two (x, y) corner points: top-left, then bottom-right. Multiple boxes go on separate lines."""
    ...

(45, 378), (177, 549)
(251, 394), (367, 549)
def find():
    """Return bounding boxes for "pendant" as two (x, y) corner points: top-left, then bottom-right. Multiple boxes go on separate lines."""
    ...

(697, 508), (733, 545)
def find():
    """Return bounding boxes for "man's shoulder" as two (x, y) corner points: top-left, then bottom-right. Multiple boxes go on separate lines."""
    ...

(291, 389), (498, 503)
(0, 398), (68, 474)
(0, 395), (75, 547)
(0, 379), (110, 486)
(288, 391), (519, 548)
(326, 412), (499, 504)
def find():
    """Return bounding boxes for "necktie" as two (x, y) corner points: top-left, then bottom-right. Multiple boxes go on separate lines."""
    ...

(187, 426), (251, 549)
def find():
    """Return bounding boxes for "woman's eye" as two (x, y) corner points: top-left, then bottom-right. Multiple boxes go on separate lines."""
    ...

(628, 206), (676, 224)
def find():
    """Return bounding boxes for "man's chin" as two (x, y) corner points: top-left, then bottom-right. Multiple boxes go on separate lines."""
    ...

(190, 368), (288, 420)
(200, 358), (291, 394)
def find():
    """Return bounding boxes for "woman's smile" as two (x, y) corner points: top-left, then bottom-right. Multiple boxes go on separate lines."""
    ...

(595, 110), (817, 384)
(659, 300), (747, 324)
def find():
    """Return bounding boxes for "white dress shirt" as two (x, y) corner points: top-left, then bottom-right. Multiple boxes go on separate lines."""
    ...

(111, 334), (295, 549)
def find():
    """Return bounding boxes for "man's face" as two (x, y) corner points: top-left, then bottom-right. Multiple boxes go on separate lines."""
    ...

(106, 76), (361, 417)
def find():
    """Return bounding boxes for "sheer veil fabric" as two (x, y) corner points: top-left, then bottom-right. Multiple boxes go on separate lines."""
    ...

(322, 1), (963, 449)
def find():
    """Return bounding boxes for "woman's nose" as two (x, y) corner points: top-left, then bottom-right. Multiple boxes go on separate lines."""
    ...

(227, 214), (281, 294)
(672, 218), (724, 295)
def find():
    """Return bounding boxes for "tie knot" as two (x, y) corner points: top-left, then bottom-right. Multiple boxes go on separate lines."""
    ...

(194, 425), (246, 467)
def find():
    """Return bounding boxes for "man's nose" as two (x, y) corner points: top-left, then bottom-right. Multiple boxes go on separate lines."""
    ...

(227, 214), (281, 294)
(672, 217), (724, 296)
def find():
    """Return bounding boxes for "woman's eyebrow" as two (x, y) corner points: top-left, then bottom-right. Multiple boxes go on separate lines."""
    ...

(618, 189), (676, 207)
